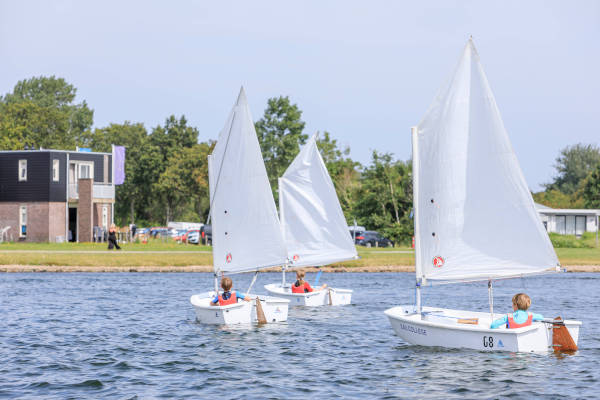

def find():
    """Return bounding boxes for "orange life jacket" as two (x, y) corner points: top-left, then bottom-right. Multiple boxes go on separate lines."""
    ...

(218, 291), (237, 306)
(507, 312), (533, 329)
(291, 280), (312, 293)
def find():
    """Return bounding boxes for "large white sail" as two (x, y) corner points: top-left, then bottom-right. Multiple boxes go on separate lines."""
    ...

(209, 87), (288, 274)
(279, 133), (357, 267)
(415, 39), (559, 283)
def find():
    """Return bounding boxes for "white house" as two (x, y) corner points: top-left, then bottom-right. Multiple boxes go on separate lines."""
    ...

(535, 203), (600, 236)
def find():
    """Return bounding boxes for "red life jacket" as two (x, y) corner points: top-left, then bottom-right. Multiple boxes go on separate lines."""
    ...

(291, 281), (312, 293)
(507, 312), (533, 329)
(218, 291), (237, 306)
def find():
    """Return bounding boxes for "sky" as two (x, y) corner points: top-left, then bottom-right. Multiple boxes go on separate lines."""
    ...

(1, 1), (599, 191)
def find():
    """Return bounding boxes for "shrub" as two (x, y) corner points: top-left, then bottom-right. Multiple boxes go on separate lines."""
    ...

(549, 233), (595, 248)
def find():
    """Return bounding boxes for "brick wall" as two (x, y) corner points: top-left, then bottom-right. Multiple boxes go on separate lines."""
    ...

(0, 202), (55, 242)
(49, 202), (67, 242)
(92, 202), (113, 229)
(77, 178), (93, 242)
(0, 203), (19, 241)
(29, 203), (50, 241)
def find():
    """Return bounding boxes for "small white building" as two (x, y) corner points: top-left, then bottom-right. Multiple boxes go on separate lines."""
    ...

(167, 221), (203, 231)
(535, 203), (600, 236)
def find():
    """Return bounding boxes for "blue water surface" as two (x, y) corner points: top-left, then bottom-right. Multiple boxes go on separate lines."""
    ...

(0, 272), (598, 399)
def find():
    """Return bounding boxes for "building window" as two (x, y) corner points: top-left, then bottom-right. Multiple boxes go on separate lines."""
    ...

(19, 206), (27, 237)
(18, 160), (27, 181)
(575, 216), (586, 236)
(53, 159), (60, 182)
(566, 215), (575, 235)
(78, 162), (93, 180)
(556, 215), (566, 235)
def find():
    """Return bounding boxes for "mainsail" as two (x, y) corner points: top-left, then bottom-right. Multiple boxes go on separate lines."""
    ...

(279, 133), (357, 267)
(209, 87), (288, 274)
(415, 39), (559, 283)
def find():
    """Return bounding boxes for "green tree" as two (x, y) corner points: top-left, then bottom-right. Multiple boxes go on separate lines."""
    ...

(0, 76), (93, 149)
(0, 102), (29, 149)
(149, 115), (198, 163)
(582, 164), (600, 208)
(532, 189), (584, 209)
(89, 122), (152, 225)
(154, 143), (213, 223)
(316, 131), (361, 221)
(255, 96), (307, 198)
(147, 115), (199, 223)
(545, 143), (600, 194)
(354, 152), (413, 244)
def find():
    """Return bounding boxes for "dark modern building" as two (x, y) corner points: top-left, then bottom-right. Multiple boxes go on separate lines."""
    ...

(0, 149), (115, 242)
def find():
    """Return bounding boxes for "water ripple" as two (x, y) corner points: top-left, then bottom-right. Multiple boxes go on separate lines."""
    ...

(0, 272), (598, 398)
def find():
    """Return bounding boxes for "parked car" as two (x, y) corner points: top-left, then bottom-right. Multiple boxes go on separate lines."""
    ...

(348, 225), (366, 240)
(173, 229), (187, 241)
(200, 224), (212, 245)
(150, 227), (168, 238)
(187, 230), (201, 244)
(355, 231), (394, 247)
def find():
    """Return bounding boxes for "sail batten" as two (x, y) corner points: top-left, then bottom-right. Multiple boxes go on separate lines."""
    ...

(279, 133), (358, 267)
(209, 87), (288, 274)
(416, 39), (559, 283)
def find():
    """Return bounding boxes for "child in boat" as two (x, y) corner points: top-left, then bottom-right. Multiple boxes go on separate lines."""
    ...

(210, 277), (252, 306)
(490, 293), (544, 329)
(291, 270), (327, 293)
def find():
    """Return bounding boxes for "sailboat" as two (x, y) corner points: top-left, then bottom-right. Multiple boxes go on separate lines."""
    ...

(384, 39), (582, 352)
(190, 87), (290, 324)
(264, 133), (357, 306)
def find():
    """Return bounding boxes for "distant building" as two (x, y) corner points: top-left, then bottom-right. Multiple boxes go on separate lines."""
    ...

(0, 149), (116, 242)
(167, 221), (204, 231)
(535, 203), (600, 236)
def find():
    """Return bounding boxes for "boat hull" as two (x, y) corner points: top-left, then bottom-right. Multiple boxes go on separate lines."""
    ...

(190, 292), (289, 325)
(264, 283), (352, 306)
(384, 305), (581, 353)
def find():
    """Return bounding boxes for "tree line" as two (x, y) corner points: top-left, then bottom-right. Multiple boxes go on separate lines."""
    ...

(1, 76), (598, 244)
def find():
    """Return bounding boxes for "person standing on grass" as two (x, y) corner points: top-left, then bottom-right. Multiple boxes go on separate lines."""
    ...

(108, 224), (121, 250)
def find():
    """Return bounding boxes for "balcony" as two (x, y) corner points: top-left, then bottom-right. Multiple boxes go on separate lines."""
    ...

(93, 184), (115, 199)
(68, 182), (115, 200)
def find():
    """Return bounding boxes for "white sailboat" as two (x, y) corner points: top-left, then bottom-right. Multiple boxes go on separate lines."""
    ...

(384, 39), (582, 352)
(264, 133), (357, 306)
(190, 87), (290, 324)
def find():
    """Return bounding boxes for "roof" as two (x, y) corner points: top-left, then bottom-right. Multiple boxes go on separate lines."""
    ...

(0, 149), (112, 156)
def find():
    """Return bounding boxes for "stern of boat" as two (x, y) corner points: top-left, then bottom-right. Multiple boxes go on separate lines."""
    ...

(264, 283), (352, 306)
(255, 295), (290, 323)
(190, 292), (254, 325)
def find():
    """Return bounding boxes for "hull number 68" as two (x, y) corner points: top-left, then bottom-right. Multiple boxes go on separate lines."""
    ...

(483, 336), (494, 348)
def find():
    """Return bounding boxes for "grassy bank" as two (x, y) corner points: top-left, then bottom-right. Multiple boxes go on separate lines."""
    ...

(0, 241), (598, 267)
(0, 242), (414, 267)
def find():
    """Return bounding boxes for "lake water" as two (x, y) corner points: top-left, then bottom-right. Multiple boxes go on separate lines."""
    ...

(1, 272), (598, 399)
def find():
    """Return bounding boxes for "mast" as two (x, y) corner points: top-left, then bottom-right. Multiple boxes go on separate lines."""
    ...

(411, 126), (422, 314)
(279, 176), (287, 286)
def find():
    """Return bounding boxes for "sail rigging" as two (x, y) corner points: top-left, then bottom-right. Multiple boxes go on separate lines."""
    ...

(279, 133), (358, 267)
(414, 39), (559, 283)
(209, 87), (288, 274)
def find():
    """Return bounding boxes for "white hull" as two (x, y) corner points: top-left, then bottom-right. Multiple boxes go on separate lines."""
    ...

(190, 292), (289, 325)
(264, 283), (352, 306)
(385, 305), (581, 353)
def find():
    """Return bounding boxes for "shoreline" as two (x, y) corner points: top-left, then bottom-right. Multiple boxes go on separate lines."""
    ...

(1, 265), (599, 273)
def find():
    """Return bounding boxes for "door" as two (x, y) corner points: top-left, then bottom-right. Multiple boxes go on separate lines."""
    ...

(68, 207), (77, 242)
